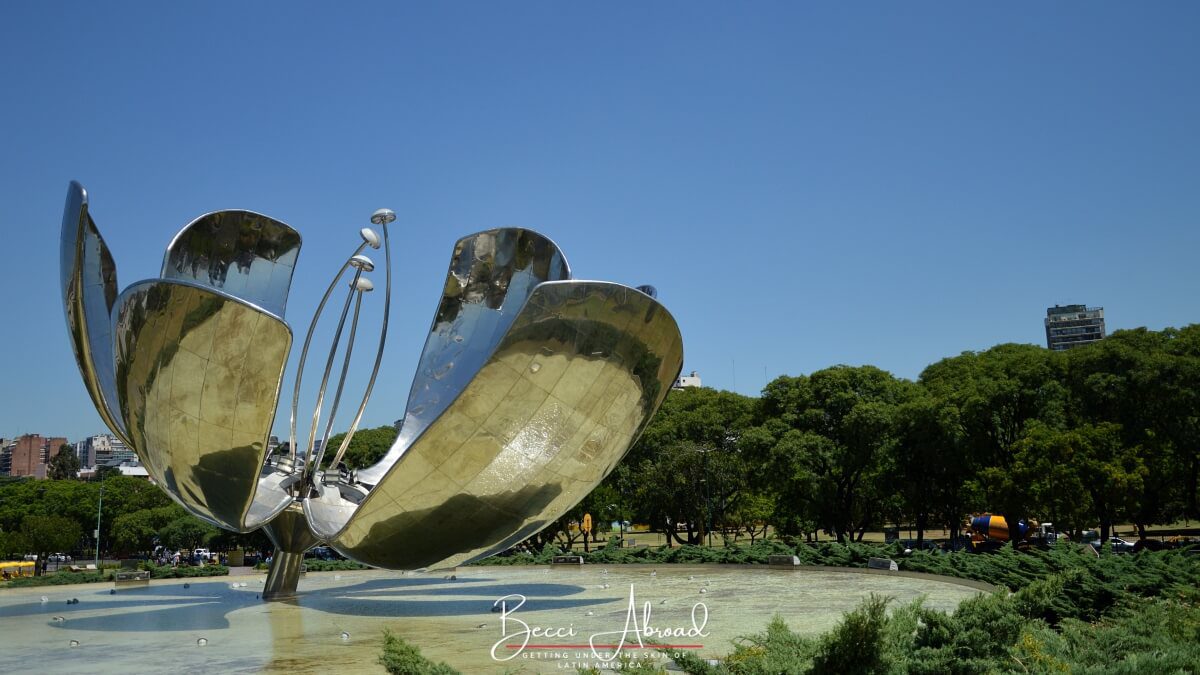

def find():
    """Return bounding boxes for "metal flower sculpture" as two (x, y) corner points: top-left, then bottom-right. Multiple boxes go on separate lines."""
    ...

(60, 182), (684, 598)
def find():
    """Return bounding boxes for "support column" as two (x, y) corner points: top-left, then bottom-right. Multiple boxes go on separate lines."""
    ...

(263, 549), (307, 600)
(261, 501), (320, 601)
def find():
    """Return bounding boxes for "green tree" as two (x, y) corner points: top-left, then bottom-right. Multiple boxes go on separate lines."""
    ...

(890, 393), (970, 545)
(747, 367), (914, 542)
(1007, 422), (1092, 539)
(323, 425), (398, 471)
(21, 515), (82, 575)
(92, 465), (121, 482)
(111, 504), (187, 555)
(1064, 327), (1199, 534)
(726, 490), (774, 543)
(921, 344), (1066, 548)
(617, 387), (755, 544)
(47, 444), (80, 480)
(157, 515), (219, 551)
(631, 440), (746, 546)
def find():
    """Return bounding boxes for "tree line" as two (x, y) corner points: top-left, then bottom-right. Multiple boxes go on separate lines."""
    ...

(4, 324), (1196, 564)
(566, 325), (1200, 548)
(0, 475), (269, 570)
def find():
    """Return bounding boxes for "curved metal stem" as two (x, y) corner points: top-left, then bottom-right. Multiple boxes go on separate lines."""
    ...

(312, 288), (364, 476)
(330, 221), (392, 472)
(288, 242), (367, 463)
(302, 268), (363, 486)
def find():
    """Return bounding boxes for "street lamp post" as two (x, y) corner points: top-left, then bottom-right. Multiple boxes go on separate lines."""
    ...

(704, 449), (713, 547)
(94, 480), (104, 569)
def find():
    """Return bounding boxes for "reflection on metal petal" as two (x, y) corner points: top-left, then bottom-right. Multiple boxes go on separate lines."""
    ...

(61, 183), (686, 580)
(308, 280), (683, 569)
(355, 229), (570, 487)
(61, 182), (300, 532)
(60, 181), (129, 444)
(112, 279), (294, 530)
(162, 210), (301, 318)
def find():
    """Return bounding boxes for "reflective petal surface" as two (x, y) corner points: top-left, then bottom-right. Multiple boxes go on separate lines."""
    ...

(162, 210), (301, 318)
(112, 279), (293, 530)
(311, 280), (683, 569)
(60, 182), (686, 587)
(356, 228), (570, 486)
(60, 181), (129, 443)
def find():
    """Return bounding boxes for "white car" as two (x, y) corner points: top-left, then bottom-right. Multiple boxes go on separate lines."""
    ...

(1090, 537), (1135, 553)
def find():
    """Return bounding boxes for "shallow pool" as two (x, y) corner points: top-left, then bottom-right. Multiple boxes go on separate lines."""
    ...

(0, 564), (986, 673)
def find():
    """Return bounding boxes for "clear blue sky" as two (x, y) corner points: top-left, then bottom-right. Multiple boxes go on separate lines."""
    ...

(2, 2), (1197, 443)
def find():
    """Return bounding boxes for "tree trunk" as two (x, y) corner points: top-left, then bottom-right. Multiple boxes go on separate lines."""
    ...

(1188, 455), (1199, 520)
(1003, 512), (1023, 550)
(915, 512), (927, 546)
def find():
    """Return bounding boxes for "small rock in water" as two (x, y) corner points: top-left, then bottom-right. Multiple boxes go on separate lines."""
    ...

(476, 623), (487, 629)
(700, 588), (708, 594)
(52, 616), (65, 623)
(69, 640), (79, 647)
(109, 589), (116, 595)
(197, 638), (208, 646)
(40, 596), (48, 603)
(689, 575), (695, 581)
(650, 571), (657, 577)
(585, 611), (594, 616)
(450, 575), (457, 580)
(602, 583), (610, 589)
(341, 631), (350, 641)
(183, 583), (190, 589)
(659, 599), (668, 605)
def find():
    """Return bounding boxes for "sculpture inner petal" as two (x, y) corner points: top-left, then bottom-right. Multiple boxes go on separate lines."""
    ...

(310, 280), (683, 569)
(60, 181), (129, 444)
(353, 228), (570, 486)
(112, 279), (293, 531)
(162, 210), (302, 318)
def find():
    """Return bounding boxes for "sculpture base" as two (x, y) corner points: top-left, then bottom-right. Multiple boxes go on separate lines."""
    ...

(260, 501), (320, 601)
(262, 549), (305, 601)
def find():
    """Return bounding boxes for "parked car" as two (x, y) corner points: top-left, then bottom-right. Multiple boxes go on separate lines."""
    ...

(896, 539), (942, 553)
(1090, 537), (1135, 553)
(48, 553), (73, 562)
(305, 546), (342, 561)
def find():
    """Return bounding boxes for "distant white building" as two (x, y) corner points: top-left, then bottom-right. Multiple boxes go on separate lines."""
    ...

(76, 434), (134, 469)
(673, 371), (702, 390)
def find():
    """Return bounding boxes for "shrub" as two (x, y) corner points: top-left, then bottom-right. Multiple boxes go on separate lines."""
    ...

(5, 571), (108, 587)
(303, 559), (368, 572)
(378, 629), (459, 674)
(140, 562), (229, 578)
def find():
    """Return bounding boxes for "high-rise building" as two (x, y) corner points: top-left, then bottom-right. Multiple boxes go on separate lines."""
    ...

(0, 440), (12, 476)
(7, 434), (68, 477)
(77, 434), (135, 469)
(1045, 304), (1106, 351)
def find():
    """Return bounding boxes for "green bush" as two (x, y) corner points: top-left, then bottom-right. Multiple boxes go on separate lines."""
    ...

(139, 562), (229, 578)
(379, 629), (459, 674)
(664, 580), (1200, 674)
(5, 571), (108, 587)
(303, 559), (368, 572)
